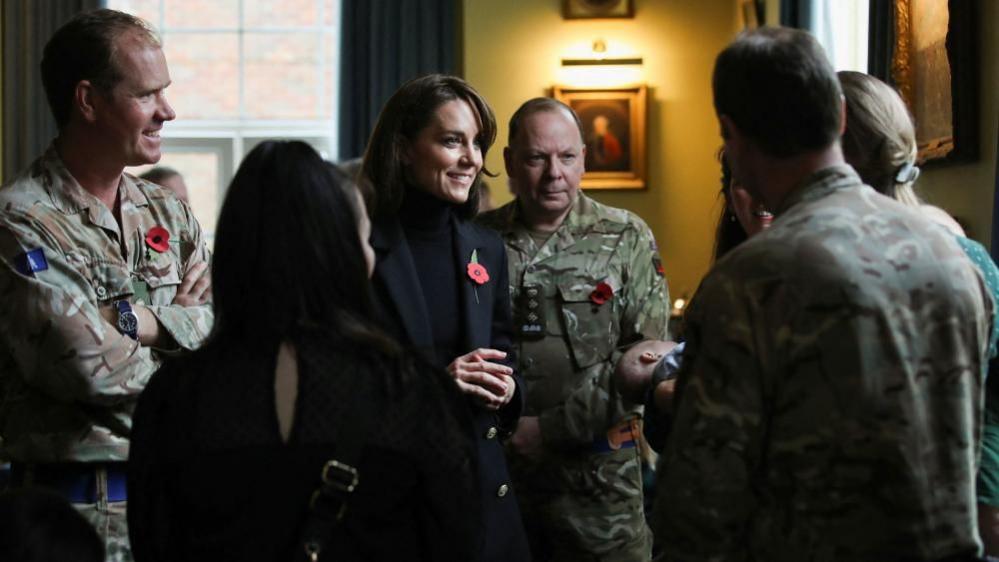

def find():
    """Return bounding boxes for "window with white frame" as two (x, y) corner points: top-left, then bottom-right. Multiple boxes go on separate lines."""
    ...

(109, 0), (340, 240)
(810, 0), (870, 72)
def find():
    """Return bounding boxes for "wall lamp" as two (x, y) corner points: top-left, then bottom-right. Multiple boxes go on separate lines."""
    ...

(561, 39), (643, 67)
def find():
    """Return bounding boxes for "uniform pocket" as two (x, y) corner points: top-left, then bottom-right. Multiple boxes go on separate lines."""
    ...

(83, 260), (133, 303)
(557, 280), (620, 369)
(137, 258), (182, 306)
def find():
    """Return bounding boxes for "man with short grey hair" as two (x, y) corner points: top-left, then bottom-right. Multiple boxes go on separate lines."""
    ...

(479, 97), (669, 561)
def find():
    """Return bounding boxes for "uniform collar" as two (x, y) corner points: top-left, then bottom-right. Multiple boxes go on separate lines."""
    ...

(492, 192), (593, 259)
(776, 164), (860, 215)
(38, 142), (151, 216)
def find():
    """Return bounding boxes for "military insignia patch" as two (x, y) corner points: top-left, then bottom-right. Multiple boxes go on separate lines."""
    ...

(518, 284), (545, 338)
(14, 248), (48, 276)
(652, 256), (665, 277)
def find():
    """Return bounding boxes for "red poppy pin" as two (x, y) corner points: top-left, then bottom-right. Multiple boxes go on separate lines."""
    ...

(590, 282), (614, 305)
(145, 226), (170, 253)
(467, 249), (490, 305)
(467, 249), (490, 285)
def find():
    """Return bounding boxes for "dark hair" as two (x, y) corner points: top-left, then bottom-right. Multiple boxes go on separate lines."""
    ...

(713, 26), (842, 158)
(507, 97), (584, 146)
(838, 71), (921, 204)
(139, 166), (180, 185)
(0, 488), (104, 562)
(208, 140), (396, 354)
(361, 74), (497, 220)
(713, 149), (749, 261)
(42, 9), (160, 129)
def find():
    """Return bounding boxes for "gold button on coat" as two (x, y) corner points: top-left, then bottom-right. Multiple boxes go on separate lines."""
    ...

(497, 484), (509, 497)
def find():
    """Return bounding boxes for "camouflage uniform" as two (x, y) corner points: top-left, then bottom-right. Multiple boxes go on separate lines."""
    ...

(655, 165), (991, 561)
(479, 193), (669, 562)
(0, 145), (214, 562)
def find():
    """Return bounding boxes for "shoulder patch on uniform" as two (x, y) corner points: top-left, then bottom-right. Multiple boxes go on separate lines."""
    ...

(14, 248), (48, 276)
(653, 256), (665, 277)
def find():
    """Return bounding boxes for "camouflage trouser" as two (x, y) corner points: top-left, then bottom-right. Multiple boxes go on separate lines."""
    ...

(74, 500), (132, 562)
(511, 446), (652, 562)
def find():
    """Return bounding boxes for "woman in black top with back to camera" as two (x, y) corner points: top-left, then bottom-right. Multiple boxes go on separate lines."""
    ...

(360, 74), (531, 562)
(126, 140), (478, 562)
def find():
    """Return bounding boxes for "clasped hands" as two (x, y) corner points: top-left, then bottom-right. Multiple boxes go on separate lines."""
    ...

(447, 348), (515, 411)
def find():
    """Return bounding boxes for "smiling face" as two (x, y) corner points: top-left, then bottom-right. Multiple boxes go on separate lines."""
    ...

(727, 180), (773, 236)
(91, 31), (176, 167)
(504, 108), (585, 229)
(402, 99), (483, 205)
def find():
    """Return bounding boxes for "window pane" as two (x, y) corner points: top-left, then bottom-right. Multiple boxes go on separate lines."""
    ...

(125, 151), (220, 238)
(244, 32), (322, 119)
(813, 0), (869, 72)
(163, 33), (240, 119)
(322, 32), (335, 119)
(244, 137), (331, 161)
(324, 0), (337, 26)
(107, 0), (161, 28)
(164, 0), (238, 29)
(245, 0), (319, 28)
(165, 152), (220, 237)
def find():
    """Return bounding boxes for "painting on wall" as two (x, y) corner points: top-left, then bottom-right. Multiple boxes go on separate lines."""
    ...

(562, 0), (634, 19)
(552, 85), (647, 190)
(891, 0), (978, 163)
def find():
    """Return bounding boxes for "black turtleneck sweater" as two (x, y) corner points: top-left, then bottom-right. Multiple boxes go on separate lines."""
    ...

(398, 188), (462, 369)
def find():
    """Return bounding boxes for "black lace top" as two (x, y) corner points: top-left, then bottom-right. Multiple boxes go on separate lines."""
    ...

(127, 331), (479, 562)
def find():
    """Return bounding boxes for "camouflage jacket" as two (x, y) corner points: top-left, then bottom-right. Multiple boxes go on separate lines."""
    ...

(478, 193), (669, 448)
(0, 145), (213, 462)
(655, 165), (991, 561)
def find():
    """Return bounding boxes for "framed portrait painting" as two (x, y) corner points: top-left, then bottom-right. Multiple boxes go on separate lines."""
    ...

(889, 0), (978, 164)
(552, 84), (647, 190)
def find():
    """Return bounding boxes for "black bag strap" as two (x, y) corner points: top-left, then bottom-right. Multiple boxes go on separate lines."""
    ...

(299, 456), (363, 561)
(296, 348), (378, 561)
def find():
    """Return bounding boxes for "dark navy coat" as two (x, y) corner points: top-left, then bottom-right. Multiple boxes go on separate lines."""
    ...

(370, 215), (532, 562)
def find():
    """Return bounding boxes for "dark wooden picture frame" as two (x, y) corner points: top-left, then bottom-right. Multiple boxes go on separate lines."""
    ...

(552, 84), (647, 190)
(562, 0), (634, 20)
(888, 0), (979, 164)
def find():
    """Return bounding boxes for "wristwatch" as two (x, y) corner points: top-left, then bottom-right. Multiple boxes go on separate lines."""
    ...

(114, 300), (139, 340)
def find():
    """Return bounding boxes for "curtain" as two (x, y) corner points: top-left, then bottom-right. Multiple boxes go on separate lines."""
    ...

(779, 0), (814, 29)
(2, 0), (102, 182)
(867, 0), (894, 82)
(337, 0), (458, 161)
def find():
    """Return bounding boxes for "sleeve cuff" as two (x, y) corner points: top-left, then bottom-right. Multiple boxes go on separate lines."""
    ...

(496, 378), (524, 434)
(145, 304), (213, 351)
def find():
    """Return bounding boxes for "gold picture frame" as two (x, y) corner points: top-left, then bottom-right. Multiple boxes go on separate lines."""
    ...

(562, 0), (634, 20)
(552, 84), (647, 190)
(891, 0), (978, 163)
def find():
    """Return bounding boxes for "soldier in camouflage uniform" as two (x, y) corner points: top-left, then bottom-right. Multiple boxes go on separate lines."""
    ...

(654, 27), (991, 561)
(0, 10), (212, 562)
(478, 98), (669, 562)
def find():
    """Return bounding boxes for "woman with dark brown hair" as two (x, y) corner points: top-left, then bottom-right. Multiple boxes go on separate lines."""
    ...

(361, 74), (530, 562)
